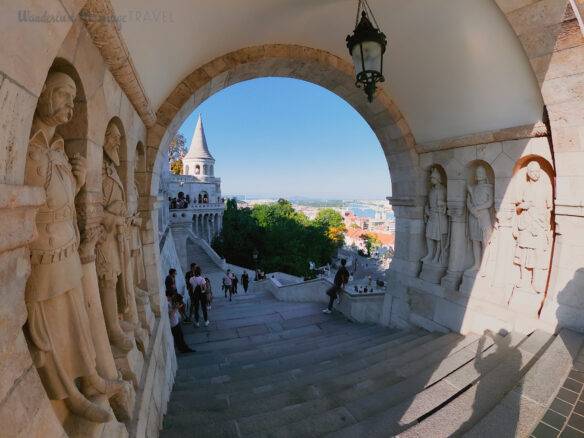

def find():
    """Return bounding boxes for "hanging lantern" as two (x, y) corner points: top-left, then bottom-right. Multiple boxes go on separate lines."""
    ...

(346, 0), (387, 102)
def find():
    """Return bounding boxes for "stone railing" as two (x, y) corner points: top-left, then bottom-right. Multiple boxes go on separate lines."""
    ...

(186, 229), (226, 270)
(254, 276), (385, 324)
(170, 202), (224, 212)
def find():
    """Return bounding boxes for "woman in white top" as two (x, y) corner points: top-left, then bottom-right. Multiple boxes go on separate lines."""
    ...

(189, 266), (209, 327)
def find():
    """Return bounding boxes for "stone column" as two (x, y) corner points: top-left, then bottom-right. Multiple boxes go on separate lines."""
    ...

(441, 200), (467, 291)
(76, 194), (135, 422)
(208, 216), (213, 243)
(492, 201), (516, 289)
(141, 195), (164, 317)
(194, 213), (199, 237)
(382, 197), (426, 329)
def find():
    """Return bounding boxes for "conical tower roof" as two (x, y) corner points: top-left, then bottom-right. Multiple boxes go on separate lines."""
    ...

(184, 114), (214, 161)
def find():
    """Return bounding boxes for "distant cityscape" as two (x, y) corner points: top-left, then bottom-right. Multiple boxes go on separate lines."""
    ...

(233, 197), (396, 255)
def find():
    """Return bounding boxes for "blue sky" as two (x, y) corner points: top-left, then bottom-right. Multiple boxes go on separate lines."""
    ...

(177, 78), (391, 200)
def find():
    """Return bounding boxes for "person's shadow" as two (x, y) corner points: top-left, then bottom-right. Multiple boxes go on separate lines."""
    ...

(453, 329), (522, 437)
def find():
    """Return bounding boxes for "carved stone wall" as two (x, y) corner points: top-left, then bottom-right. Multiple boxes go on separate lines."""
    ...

(0, 5), (174, 437)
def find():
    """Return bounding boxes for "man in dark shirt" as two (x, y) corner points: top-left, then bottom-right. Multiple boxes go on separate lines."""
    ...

(322, 259), (349, 314)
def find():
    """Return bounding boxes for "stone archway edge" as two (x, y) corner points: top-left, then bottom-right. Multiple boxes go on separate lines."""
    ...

(154, 44), (412, 137)
(80, 0), (157, 127)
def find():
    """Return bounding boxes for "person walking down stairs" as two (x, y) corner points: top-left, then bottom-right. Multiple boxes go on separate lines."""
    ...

(205, 277), (213, 310)
(322, 259), (349, 314)
(223, 269), (233, 300)
(242, 271), (249, 293)
(189, 266), (210, 327)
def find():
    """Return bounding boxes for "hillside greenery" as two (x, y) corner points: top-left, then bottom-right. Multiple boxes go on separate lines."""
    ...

(212, 199), (346, 278)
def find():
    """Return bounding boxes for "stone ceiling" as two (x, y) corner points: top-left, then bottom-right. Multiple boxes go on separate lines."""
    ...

(110, 0), (544, 144)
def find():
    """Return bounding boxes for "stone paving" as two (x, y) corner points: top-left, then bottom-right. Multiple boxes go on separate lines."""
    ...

(531, 348), (584, 438)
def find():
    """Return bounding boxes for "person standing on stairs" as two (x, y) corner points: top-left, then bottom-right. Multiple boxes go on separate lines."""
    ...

(232, 272), (239, 295)
(205, 277), (213, 310)
(322, 259), (350, 314)
(185, 263), (197, 319)
(242, 271), (249, 293)
(223, 269), (233, 301)
(189, 266), (210, 327)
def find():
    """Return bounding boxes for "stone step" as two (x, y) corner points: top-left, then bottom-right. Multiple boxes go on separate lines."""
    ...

(175, 319), (392, 372)
(233, 333), (478, 436)
(395, 330), (554, 438)
(167, 330), (424, 407)
(163, 332), (450, 433)
(324, 330), (524, 438)
(463, 329), (584, 438)
(235, 333), (479, 438)
(171, 326), (401, 392)
(177, 326), (400, 381)
(177, 318), (384, 369)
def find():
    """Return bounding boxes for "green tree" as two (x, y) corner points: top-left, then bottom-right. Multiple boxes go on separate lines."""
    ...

(212, 198), (260, 267)
(214, 198), (343, 278)
(313, 208), (346, 247)
(360, 233), (381, 257)
(168, 133), (187, 175)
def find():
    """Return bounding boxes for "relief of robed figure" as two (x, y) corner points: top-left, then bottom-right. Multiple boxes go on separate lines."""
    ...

(422, 168), (449, 265)
(95, 123), (137, 353)
(24, 72), (123, 423)
(465, 165), (495, 274)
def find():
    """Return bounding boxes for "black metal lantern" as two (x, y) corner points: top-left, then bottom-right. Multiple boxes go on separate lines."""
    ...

(346, 0), (387, 102)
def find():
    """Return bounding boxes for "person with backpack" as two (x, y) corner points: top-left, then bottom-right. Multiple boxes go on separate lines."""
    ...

(185, 263), (197, 319)
(189, 266), (209, 327)
(322, 258), (349, 314)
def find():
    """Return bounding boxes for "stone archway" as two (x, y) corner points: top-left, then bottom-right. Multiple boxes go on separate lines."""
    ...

(146, 44), (419, 202)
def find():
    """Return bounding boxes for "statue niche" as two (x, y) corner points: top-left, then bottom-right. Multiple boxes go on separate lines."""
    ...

(23, 71), (123, 423)
(512, 160), (553, 295)
(465, 164), (494, 275)
(127, 179), (155, 336)
(419, 166), (449, 284)
(95, 123), (136, 353)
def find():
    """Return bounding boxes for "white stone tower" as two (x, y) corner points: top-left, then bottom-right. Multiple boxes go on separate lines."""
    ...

(182, 114), (215, 179)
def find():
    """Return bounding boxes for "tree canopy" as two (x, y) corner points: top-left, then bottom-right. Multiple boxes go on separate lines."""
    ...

(168, 133), (187, 175)
(212, 199), (345, 278)
(360, 233), (382, 257)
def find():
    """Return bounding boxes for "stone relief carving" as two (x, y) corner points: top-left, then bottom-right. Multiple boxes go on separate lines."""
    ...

(512, 160), (553, 294)
(422, 168), (449, 265)
(128, 180), (155, 336)
(465, 165), (494, 274)
(95, 123), (136, 353)
(23, 72), (123, 423)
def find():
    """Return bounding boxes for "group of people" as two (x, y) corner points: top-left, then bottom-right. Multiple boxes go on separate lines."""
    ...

(222, 269), (250, 301)
(169, 194), (190, 209)
(165, 261), (215, 354)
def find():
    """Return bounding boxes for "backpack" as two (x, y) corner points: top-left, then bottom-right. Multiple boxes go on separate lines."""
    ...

(194, 280), (202, 295)
(341, 272), (349, 284)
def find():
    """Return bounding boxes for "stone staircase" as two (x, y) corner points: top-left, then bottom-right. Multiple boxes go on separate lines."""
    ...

(186, 238), (223, 274)
(160, 287), (584, 438)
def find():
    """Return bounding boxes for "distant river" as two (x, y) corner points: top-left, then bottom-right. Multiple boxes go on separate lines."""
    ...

(345, 203), (394, 220)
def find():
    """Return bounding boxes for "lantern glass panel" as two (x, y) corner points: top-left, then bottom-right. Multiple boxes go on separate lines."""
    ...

(352, 46), (364, 75)
(361, 40), (382, 72)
